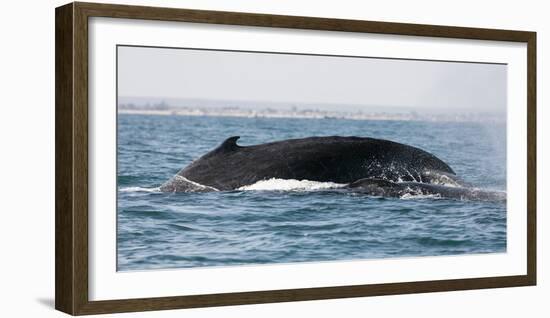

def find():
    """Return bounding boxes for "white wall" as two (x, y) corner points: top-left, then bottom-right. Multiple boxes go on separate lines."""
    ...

(0, 0), (547, 316)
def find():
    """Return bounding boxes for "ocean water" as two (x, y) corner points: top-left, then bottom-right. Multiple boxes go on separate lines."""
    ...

(117, 114), (506, 271)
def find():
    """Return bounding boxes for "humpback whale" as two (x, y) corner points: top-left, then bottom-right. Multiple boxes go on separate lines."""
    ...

(160, 136), (473, 197)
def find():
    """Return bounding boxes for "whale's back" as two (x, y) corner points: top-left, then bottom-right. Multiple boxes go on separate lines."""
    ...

(163, 136), (455, 191)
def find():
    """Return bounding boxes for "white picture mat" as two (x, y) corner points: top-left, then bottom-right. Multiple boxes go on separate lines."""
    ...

(88, 17), (527, 301)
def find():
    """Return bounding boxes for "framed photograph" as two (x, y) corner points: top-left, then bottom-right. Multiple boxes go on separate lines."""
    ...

(55, 2), (536, 315)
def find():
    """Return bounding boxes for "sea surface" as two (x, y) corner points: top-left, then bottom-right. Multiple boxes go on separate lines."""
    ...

(117, 114), (506, 271)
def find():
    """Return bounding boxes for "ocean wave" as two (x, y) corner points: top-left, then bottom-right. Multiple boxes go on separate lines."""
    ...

(238, 178), (346, 191)
(119, 186), (160, 193)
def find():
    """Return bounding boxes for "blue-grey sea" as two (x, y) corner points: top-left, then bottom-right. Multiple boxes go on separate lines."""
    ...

(117, 114), (506, 271)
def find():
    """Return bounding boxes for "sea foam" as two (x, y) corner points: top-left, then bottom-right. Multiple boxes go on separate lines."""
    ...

(119, 186), (160, 193)
(238, 178), (346, 191)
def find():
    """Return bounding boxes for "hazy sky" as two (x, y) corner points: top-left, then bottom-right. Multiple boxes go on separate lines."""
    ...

(118, 45), (507, 113)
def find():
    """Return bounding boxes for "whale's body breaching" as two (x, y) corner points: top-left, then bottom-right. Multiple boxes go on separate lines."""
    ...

(160, 136), (503, 201)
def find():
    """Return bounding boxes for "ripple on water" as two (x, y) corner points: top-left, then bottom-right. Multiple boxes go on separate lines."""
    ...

(117, 115), (507, 270)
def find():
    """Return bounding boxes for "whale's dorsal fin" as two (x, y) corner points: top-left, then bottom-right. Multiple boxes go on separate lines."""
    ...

(213, 136), (241, 154)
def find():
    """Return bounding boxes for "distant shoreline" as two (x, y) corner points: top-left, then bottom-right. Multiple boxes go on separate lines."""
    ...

(117, 109), (415, 121)
(117, 109), (505, 123)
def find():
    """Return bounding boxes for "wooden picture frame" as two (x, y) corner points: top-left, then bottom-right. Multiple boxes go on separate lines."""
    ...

(55, 2), (536, 315)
